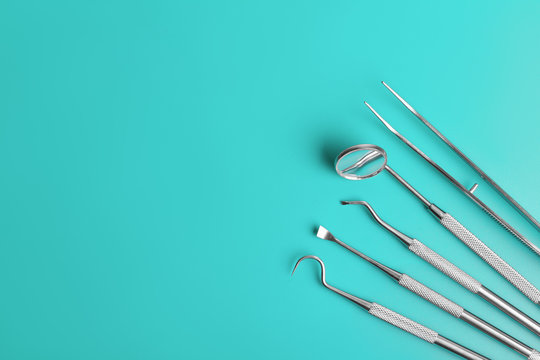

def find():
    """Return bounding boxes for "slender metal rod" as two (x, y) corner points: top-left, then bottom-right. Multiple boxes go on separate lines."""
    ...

(365, 101), (540, 256)
(434, 336), (488, 360)
(382, 81), (540, 232)
(384, 165), (431, 207)
(317, 225), (403, 280)
(460, 311), (532, 357)
(332, 239), (402, 280)
(341, 200), (415, 246)
(477, 286), (540, 336)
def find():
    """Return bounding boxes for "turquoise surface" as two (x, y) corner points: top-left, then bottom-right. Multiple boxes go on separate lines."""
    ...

(1, 1), (540, 359)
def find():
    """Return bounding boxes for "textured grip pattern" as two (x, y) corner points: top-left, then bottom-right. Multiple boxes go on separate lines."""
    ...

(529, 350), (540, 360)
(409, 239), (482, 294)
(399, 274), (464, 318)
(441, 213), (540, 304)
(368, 303), (439, 343)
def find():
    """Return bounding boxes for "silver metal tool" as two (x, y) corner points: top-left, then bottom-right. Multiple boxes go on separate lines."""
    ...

(316, 225), (540, 359)
(382, 81), (540, 232)
(292, 255), (490, 360)
(365, 94), (540, 256)
(340, 200), (540, 337)
(335, 144), (540, 306)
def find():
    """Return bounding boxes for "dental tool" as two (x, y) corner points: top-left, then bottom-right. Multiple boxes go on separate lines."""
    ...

(315, 225), (540, 359)
(365, 95), (540, 256)
(335, 144), (540, 306)
(341, 200), (540, 336)
(382, 81), (540, 232)
(292, 255), (490, 360)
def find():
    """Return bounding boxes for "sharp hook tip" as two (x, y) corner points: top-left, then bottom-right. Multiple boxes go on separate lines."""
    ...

(291, 257), (306, 276)
(291, 255), (327, 285)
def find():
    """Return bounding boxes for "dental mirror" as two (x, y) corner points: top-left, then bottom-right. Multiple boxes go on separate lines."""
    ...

(335, 144), (387, 180)
(335, 143), (432, 208)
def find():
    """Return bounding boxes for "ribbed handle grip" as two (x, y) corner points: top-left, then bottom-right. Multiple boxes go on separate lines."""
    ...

(399, 274), (464, 318)
(440, 213), (540, 304)
(409, 239), (482, 294)
(529, 350), (540, 360)
(368, 303), (439, 343)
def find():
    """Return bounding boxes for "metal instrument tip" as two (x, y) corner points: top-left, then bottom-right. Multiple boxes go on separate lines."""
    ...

(316, 226), (337, 242)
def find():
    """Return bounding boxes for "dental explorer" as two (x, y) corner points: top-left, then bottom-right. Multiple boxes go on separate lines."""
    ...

(341, 200), (540, 337)
(292, 255), (490, 360)
(382, 81), (540, 233)
(315, 225), (540, 359)
(365, 97), (540, 256)
(335, 144), (540, 306)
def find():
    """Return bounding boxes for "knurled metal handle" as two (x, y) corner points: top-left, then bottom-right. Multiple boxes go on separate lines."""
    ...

(529, 350), (540, 360)
(408, 239), (482, 294)
(398, 274), (464, 318)
(368, 302), (439, 343)
(440, 213), (540, 304)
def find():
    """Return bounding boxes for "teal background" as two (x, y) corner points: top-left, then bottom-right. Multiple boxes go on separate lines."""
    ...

(1, 1), (540, 359)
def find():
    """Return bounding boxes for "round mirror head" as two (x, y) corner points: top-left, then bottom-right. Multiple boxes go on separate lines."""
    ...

(335, 144), (387, 180)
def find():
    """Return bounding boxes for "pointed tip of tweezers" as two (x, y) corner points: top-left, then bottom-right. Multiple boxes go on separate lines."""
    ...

(381, 81), (395, 96)
(381, 81), (399, 98)
(380, 81), (420, 117)
(363, 101), (400, 136)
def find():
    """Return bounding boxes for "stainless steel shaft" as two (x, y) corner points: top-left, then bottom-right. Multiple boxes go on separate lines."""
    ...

(368, 302), (489, 360)
(321, 224), (537, 357)
(460, 311), (537, 358)
(408, 239), (540, 336)
(440, 212), (540, 304)
(342, 200), (540, 336)
(365, 97), (540, 256)
(381, 80), (540, 233)
(399, 274), (537, 357)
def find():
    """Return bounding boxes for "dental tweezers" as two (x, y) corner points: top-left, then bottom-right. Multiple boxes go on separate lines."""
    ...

(367, 83), (540, 255)
(382, 81), (540, 232)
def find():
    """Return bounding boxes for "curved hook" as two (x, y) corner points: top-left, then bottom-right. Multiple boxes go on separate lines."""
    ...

(292, 255), (371, 310)
(292, 255), (329, 287)
(340, 200), (414, 246)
